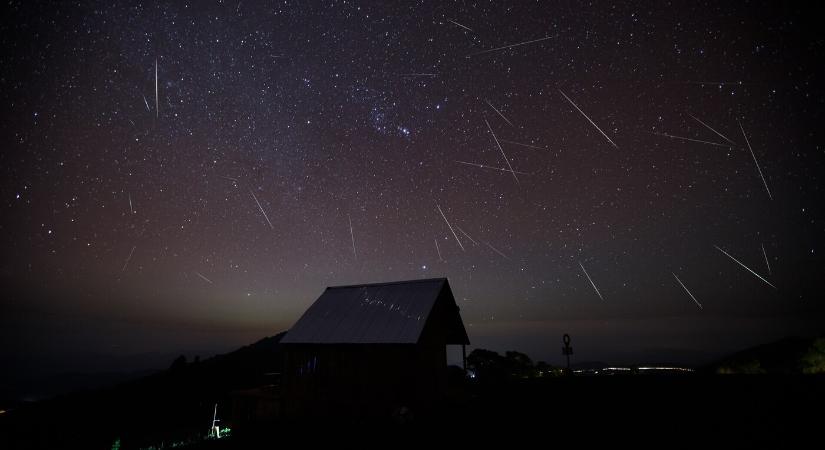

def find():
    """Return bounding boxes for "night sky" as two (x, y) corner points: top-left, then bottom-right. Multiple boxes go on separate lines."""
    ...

(2, 1), (825, 386)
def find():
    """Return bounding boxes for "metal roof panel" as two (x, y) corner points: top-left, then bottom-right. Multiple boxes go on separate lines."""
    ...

(281, 278), (452, 344)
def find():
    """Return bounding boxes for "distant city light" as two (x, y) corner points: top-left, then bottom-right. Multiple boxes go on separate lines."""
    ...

(572, 366), (694, 374)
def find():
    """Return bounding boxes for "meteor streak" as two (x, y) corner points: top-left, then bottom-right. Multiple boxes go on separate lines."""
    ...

(447, 18), (473, 32)
(249, 189), (274, 230)
(714, 245), (777, 289)
(436, 204), (465, 252)
(121, 246), (136, 272)
(484, 119), (519, 184)
(738, 120), (772, 200)
(688, 113), (736, 145)
(467, 36), (552, 57)
(455, 160), (528, 175)
(348, 214), (357, 260)
(483, 240), (509, 260)
(649, 131), (730, 148)
(194, 271), (213, 284)
(558, 89), (618, 149)
(672, 272), (703, 310)
(155, 58), (159, 118)
(579, 262), (604, 301)
(485, 99), (515, 127)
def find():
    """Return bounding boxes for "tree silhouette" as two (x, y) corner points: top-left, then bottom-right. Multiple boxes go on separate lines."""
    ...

(467, 349), (505, 381)
(503, 351), (533, 378)
(467, 349), (543, 381)
(169, 354), (188, 371)
(801, 338), (825, 374)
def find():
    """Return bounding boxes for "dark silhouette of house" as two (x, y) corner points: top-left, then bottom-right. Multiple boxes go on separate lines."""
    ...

(280, 278), (469, 419)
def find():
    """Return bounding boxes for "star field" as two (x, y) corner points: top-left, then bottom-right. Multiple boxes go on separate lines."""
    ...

(2, 1), (824, 366)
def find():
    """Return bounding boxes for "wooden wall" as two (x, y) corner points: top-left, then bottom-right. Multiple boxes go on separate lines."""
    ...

(282, 344), (447, 419)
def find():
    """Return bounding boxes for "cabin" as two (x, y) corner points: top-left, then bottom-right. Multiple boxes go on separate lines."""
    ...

(280, 278), (469, 419)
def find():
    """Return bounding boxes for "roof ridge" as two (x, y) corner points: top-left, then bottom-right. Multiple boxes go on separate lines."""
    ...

(326, 277), (447, 290)
(280, 277), (468, 345)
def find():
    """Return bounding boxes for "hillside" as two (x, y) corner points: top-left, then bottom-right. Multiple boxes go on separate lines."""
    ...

(3, 333), (825, 448)
(704, 336), (825, 374)
(0, 332), (286, 449)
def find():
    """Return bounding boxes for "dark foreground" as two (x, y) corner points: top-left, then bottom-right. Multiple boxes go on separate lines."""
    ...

(2, 373), (822, 448)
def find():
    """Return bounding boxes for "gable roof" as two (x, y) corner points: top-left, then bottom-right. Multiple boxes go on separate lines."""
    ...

(280, 278), (469, 345)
